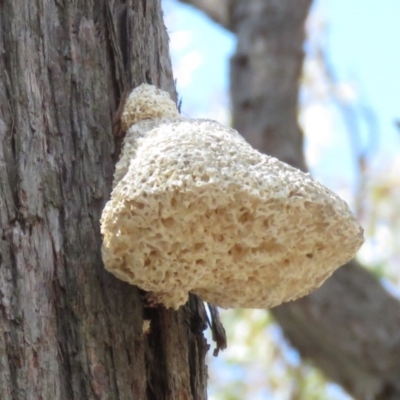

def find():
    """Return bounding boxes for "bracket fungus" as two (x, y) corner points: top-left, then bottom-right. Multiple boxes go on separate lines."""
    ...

(101, 84), (364, 310)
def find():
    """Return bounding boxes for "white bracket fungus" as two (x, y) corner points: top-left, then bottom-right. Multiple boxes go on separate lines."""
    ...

(101, 84), (364, 310)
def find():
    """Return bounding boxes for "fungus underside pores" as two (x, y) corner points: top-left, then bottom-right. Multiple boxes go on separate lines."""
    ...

(100, 84), (364, 310)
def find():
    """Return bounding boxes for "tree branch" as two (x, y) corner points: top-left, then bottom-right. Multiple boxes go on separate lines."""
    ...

(177, 0), (232, 31)
(273, 260), (400, 399)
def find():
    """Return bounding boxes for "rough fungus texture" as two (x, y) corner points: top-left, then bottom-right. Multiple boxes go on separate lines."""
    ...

(101, 84), (364, 310)
(120, 84), (180, 131)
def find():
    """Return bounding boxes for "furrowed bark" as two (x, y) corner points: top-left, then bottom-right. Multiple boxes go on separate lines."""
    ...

(0, 1), (208, 399)
(181, 0), (400, 398)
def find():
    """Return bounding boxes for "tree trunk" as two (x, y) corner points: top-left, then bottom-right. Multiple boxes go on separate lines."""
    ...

(0, 1), (208, 399)
(180, 0), (400, 398)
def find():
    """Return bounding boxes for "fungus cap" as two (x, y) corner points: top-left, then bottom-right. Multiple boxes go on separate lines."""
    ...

(120, 83), (180, 131)
(101, 84), (364, 310)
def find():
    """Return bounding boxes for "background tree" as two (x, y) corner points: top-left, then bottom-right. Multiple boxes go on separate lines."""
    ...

(177, 0), (400, 399)
(0, 1), (210, 399)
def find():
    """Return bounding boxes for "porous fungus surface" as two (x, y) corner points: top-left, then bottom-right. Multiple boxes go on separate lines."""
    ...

(101, 84), (364, 310)
(120, 84), (179, 131)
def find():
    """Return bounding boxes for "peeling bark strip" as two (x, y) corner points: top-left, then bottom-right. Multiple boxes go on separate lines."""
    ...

(0, 1), (208, 399)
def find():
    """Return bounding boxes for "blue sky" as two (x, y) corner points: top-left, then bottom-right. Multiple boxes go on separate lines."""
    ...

(163, 0), (234, 116)
(322, 0), (400, 168)
(325, 0), (400, 149)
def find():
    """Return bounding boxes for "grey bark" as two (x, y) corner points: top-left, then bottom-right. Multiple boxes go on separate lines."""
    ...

(0, 1), (208, 399)
(179, 0), (400, 399)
